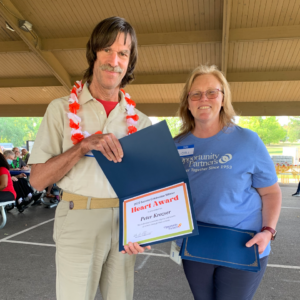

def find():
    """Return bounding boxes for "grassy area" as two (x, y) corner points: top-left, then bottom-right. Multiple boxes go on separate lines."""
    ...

(267, 147), (283, 155)
(266, 142), (300, 156)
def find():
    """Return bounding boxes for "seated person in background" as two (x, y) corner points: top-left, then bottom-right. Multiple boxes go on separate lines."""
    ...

(4, 150), (29, 170)
(12, 147), (20, 156)
(0, 153), (16, 203)
(3, 151), (36, 210)
(21, 149), (30, 165)
(11, 173), (36, 210)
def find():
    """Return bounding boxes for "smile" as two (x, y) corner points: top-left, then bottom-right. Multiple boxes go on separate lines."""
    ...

(198, 106), (211, 110)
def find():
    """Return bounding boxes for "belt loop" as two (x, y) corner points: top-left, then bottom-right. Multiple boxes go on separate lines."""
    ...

(87, 197), (92, 210)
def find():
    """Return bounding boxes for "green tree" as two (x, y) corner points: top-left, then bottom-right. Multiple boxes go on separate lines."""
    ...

(0, 117), (42, 147)
(238, 116), (286, 145)
(156, 117), (182, 137)
(287, 117), (300, 142)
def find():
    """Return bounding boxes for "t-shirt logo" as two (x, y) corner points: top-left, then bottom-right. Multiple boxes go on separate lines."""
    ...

(219, 154), (232, 164)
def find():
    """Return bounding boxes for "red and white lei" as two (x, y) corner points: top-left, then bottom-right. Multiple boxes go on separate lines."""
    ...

(67, 81), (139, 145)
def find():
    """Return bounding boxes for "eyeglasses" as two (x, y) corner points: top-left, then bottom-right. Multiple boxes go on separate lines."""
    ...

(188, 89), (224, 101)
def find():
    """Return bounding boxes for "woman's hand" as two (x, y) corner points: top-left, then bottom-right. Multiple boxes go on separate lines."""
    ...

(246, 231), (272, 254)
(11, 176), (18, 182)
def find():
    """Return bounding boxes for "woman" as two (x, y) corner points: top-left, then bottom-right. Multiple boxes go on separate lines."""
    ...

(1, 152), (36, 211)
(175, 65), (281, 300)
(0, 153), (16, 203)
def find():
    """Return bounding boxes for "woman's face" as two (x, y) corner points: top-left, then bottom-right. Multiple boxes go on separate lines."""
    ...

(188, 74), (224, 127)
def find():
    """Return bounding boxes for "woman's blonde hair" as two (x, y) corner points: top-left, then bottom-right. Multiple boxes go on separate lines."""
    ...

(175, 65), (236, 139)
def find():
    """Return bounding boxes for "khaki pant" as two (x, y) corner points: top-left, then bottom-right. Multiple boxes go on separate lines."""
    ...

(53, 200), (136, 300)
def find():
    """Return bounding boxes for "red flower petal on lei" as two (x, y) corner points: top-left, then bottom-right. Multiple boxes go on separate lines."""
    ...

(71, 86), (77, 97)
(94, 131), (103, 135)
(69, 101), (80, 114)
(128, 126), (137, 135)
(75, 81), (83, 89)
(125, 97), (136, 107)
(120, 89), (125, 95)
(69, 119), (79, 130)
(126, 114), (139, 121)
(71, 133), (84, 145)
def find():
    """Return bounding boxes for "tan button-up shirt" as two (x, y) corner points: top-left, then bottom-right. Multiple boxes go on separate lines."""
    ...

(28, 84), (152, 198)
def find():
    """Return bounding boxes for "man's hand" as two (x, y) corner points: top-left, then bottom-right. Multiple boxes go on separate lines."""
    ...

(246, 231), (272, 254)
(121, 242), (151, 255)
(81, 133), (123, 163)
(21, 166), (29, 170)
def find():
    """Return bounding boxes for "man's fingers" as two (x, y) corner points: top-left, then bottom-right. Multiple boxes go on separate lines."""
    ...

(104, 134), (123, 162)
(88, 133), (123, 163)
(128, 242), (139, 254)
(124, 244), (134, 255)
(122, 243), (151, 255)
(110, 134), (123, 159)
(99, 141), (116, 162)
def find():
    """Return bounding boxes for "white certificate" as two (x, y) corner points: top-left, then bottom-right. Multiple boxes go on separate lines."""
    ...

(122, 182), (194, 246)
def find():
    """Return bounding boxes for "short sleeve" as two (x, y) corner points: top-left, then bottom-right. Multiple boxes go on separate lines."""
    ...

(28, 99), (65, 165)
(252, 134), (278, 188)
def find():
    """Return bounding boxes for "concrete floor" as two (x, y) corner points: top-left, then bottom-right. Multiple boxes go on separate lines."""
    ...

(0, 183), (299, 300)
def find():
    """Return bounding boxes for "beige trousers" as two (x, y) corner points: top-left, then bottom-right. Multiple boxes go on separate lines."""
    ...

(53, 200), (136, 300)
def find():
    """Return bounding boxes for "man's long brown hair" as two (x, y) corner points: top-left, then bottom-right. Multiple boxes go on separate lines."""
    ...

(83, 16), (138, 88)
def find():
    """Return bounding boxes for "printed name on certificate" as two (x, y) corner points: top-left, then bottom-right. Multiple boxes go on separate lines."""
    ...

(122, 182), (193, 246)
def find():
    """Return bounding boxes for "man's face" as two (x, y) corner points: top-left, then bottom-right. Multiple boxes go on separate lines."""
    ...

(92, 32), (131, 91)
(13, 149), (20, 157)
(21, 149), (27, 155)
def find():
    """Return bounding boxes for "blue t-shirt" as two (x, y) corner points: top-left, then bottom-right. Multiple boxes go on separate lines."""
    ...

(175, 126), (278, 258)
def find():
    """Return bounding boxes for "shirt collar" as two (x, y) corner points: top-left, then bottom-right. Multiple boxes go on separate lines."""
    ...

(78, 82), (127, 111)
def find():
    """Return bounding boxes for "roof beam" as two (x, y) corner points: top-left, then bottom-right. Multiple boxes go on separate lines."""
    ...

(232, 102), (300, 117)
(41, 30), (222, 51)
(227, 71), (300, 82)
(221, 0), (232, 76)
(2, 101), (300, 117)
(0, 0), (72, 91)
(1, 24), (300, 54)
(0, 77), (61, 88)
(2, 70), (299, 88)
(125, 102), (300, 117)
(0, 40), (30, 52)
(0, 104), (48, 117)
(230, 25), (300, 42)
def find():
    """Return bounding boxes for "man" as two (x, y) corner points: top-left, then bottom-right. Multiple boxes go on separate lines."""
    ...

(21, 148), (30, 164)
(29, 17), (151, 300)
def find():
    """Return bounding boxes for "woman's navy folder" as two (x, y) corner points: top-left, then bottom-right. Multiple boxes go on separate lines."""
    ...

(181, 222), (261, 272)
(92, 121), (199, 251)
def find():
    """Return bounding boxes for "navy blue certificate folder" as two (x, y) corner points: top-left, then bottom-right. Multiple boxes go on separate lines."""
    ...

(181, 222), (260, 272)
(92, 121), (198, 251)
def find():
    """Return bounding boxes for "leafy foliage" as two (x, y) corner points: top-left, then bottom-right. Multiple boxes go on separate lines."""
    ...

(156, 117), (182, 137)
(0, 117), (42, 147)
(238, 117), (286, 145)
(287, 117), (300, 142)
